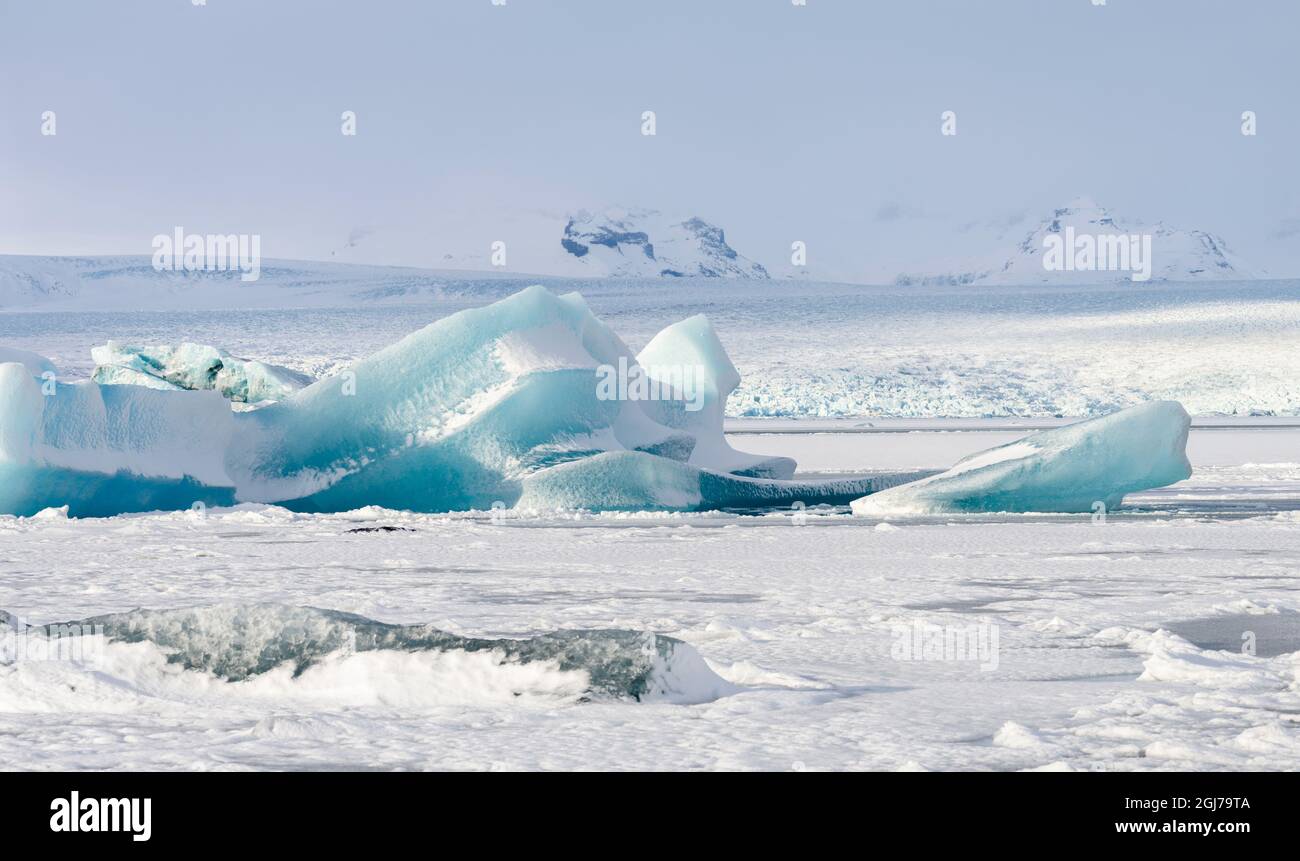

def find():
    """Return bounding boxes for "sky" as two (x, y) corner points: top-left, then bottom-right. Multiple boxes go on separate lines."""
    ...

(2, 0), (1298, 281)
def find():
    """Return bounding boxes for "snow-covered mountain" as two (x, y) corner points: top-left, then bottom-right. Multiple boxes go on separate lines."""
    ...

(560, 209), (769, 278)
(897, 197), (1260, 286)
(325, 207), (770, 280)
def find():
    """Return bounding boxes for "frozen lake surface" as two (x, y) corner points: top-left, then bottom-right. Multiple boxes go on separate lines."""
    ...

(1, 429), (1297, 771)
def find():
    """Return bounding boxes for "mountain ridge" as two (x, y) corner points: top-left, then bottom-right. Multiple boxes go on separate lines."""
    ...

(559, 208), (769, 279)
(897, 197), (1260, 286)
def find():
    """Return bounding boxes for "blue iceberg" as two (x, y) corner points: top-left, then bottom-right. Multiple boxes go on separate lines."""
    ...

(850, 401), (1193, 516)
(0, 286), (915, 517)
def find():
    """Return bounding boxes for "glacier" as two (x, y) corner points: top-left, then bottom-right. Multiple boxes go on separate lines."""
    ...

(91, 340), (312, 404)
(851, 401), (1193, 516)
(0, 286), (915, 517)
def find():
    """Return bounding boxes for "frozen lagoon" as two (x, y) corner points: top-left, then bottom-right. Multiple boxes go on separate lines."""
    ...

(2, 275), (1298, 770)
(1, 423), (1297, 771)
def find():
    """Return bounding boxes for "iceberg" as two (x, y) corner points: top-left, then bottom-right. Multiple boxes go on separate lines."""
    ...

(91, 340), (312, 404)
(850, 401), (1192, 516)
(3, 604), (731, 702)
(0, 345), (55, 378)
(0, 362), (239, 516)
(0, 286), (917, 516)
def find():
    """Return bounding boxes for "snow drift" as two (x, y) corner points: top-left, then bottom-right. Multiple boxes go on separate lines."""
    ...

(851, 401), (1192, 515)
(0, 286), (911, 516)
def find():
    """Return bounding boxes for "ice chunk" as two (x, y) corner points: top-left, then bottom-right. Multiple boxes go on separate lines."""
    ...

(91, 340), (312, 404)
(0, 286), (914, 516)
(232, 285), (689, 511)
(635, 315), (794, 479)
(850, 401), (1192, 515)
(518, 449), (923, 512)
(0, 363), (43, 464)
(0, 346), (55, 378)
(11, 604), (733, 702)
(0, 365), (238, 517)
(229, 285), (828, 513)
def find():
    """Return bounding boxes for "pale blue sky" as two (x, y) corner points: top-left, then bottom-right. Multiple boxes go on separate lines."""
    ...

(2, 0), (1297, 279)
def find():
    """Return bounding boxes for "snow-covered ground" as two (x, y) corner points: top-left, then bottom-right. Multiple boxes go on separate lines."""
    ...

(2, 428), (1297, 771)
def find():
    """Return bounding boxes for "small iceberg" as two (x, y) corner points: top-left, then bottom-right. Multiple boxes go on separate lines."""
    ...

(91, 340), (312, 404)
(851, 401), (1192, 515)
(3, 604), (733, 703)
(634, 315), (794, 479)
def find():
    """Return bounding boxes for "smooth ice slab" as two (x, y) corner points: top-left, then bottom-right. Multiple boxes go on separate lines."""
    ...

(850, 401), (1193, 515)
(517, 449), (922, 512)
